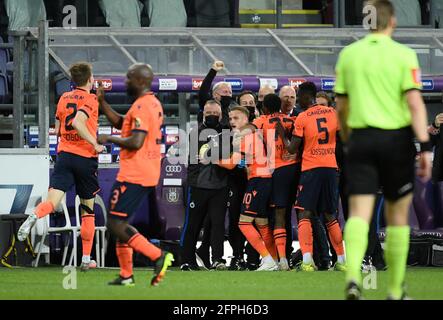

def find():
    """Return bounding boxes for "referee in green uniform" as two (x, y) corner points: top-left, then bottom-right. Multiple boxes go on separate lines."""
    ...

(335, 0), (432, 300)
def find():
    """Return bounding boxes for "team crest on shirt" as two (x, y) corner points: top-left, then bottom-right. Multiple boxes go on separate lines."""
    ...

(167, 188), (179, 203)
(135, 117), (142, 128)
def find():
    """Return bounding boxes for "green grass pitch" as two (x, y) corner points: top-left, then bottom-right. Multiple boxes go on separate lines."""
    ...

(1, 267), (443, 300)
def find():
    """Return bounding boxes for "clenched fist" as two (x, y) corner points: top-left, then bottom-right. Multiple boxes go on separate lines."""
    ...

(212, 60), (225, 72)
(435, 113), (443, 128)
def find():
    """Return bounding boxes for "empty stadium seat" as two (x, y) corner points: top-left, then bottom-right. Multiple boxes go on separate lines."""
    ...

(194, 0), (231, 27)
(145, 0), (187, 27)
(0, 73), (9, 103)
(432, 0), (443, 28)
(408, 203), (420, 230)
(0, 48), (9, 76)
(5, 61), (12, 85)
(392, 0), (422, 27)
(5, 0), (46, 30)
(98, 0), (141, 27)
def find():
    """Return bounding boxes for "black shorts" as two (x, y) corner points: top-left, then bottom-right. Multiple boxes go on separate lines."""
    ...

(50, 151), (99, 199)
(241, 177), (272, 218)
(347, 127), (416, 201)
(295, 167), (339, 214)
(108, 180), (155, 220)
(271, 163), (300, 208)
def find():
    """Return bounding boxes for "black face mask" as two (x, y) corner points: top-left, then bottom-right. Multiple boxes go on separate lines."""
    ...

(247, 107), (256, 122)
(204, 115), (220, 129)
(220, 96), (232, 109)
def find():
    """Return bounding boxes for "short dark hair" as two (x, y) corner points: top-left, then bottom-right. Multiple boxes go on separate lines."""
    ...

(69, 62), (92, 87)
(263, 94), (281, 114)
(205, 99), (221, 107)
(229, 105), (249, 118)
(237, 90), (257, 104)
(316, 91), (332, 106)
(298, 82), (317, 100)
(366, 0), (395, 31)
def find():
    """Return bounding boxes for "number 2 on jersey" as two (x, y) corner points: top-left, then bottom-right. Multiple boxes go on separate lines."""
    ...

(65, 103), (78, 131)
(269, 117), (294, 141)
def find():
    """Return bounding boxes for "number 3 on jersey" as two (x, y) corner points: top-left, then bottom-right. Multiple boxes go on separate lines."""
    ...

(65, 103), (78, 131)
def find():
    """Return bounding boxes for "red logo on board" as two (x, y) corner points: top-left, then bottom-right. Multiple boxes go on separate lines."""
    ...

(288, 78), (306, 89)
(192, 79), (203, 90)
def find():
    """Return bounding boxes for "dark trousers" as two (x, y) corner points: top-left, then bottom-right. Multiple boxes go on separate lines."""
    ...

(312, 215), (333, 268)
(199, 176), (260, 264)
(180, 186), (229, 265)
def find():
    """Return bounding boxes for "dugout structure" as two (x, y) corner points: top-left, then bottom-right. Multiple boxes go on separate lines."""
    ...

(2, 25), (443, 147)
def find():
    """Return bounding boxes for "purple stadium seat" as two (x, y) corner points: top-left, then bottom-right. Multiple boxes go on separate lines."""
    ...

(409, 202), (420, 230)
(0, 74), (8, 103)
(413, 178), (435, 229)
(435, 182), (443, 228)
(55, 78), (72, 97)
(6, 61), (12, 86)
(155, 157), (186, 240)
(0, 49), (8, 75)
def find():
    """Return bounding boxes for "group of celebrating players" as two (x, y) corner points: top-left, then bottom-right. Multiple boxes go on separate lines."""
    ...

(199, 79), (347, 273)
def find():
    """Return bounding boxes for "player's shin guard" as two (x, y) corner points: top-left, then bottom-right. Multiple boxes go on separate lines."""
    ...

(326, 219), (345, 258)
(273, 228), (287, 259)
(298, 218), (313, 258)
(128, 233), (161, 261)
(80, 205), (95, 257)
(239, 222), (270, 258)
(34, 201), (54, 219)
(385, 226), (410, 299)
(116, 242), (133, 278)
(257, 224), (278, 260)
(343, 217), (369, 285)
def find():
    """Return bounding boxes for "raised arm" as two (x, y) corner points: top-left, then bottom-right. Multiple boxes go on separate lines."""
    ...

(199, 61), (224, 112)
(96, 82), (124, 129)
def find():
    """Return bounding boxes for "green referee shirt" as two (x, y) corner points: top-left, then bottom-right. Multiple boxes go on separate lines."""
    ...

(334, 33), (422, 130)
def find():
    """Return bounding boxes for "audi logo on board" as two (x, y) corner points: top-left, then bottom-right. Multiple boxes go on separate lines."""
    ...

(165, 165), (182, 173)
